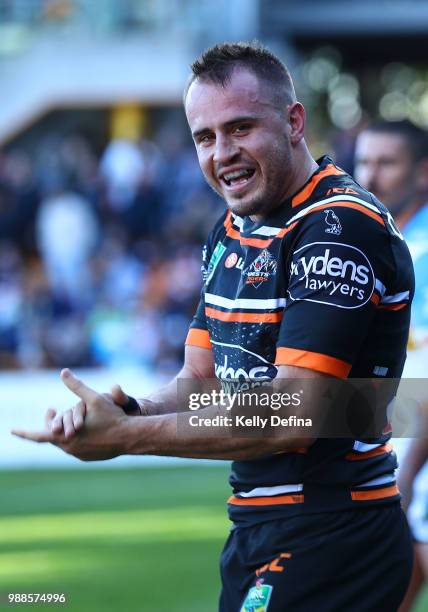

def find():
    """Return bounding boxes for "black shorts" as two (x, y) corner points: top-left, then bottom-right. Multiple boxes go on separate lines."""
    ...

(219, 504), (412, 612)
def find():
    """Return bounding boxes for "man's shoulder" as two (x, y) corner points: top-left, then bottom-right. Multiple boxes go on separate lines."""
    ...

(289, 156), (384, 228)
(291, 156), (373, 208)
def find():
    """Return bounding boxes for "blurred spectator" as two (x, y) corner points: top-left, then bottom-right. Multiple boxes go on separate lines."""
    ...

(99, 138), (145, 211)
(35, 189), (99, 307)
(0, 119), (224, 372)
(354, 120), (428, 344)
(0, 244), (24, 368)
(354, 120), (428, 612)
(0, 150), (39, 254)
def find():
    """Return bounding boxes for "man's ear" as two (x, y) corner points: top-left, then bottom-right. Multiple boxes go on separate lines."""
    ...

(288, 102), (306, 146)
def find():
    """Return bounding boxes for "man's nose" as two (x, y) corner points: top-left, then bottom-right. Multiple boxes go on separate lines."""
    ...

(213, 135), (239, 165)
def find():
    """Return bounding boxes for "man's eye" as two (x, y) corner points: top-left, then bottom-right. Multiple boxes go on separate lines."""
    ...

(199, 134), (214, 144)
(234, 124), (250, 134)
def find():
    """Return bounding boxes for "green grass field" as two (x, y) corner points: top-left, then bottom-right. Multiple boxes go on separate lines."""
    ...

(1, 464), (427, 612)
(0, 465), (231, 612)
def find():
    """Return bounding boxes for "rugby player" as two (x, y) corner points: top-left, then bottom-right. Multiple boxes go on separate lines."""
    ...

(13, 43), (414, 611)
(355, 120), (428, 612)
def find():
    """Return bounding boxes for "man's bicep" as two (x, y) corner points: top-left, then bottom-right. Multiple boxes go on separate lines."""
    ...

(273, 365), (335, 449)
(182, 344), (215, 379)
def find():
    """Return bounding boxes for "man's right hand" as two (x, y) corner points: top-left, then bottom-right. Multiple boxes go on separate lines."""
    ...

(49, 383), (139, 439)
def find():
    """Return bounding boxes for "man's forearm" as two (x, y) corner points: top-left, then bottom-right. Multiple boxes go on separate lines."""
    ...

(138, 383), (179, 416)
(121, 405), (314, 460)
(138, 369), (204, 416)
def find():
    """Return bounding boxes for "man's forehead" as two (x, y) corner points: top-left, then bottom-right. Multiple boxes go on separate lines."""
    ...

(356, 131), (410, 158)
(185, 68), (275, 123)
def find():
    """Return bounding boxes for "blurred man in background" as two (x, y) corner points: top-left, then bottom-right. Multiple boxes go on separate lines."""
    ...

(355, 120), (428, 611)
(14, 43), (415, 611)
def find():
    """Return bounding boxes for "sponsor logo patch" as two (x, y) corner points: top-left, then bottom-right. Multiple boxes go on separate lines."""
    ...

(324, 209), (342, 235)
(243, 249), (277, 288)
(288, 241), (374, 309)
(225, 252), (238, 268)
(212, 341), (277, 392)
(240, 580), (273, 612)
(204, 241), (226, 284)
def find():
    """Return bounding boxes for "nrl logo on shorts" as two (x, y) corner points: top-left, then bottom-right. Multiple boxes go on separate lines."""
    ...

(243, 249), (277, 288)
(324, 209), (342, 235)
(240, 579), (273, 612)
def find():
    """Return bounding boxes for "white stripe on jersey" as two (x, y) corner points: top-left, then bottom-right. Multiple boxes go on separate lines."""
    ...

(235, 483), (304, 498)
(375, 278), (386, 296)
(205, 293), (286, 310)
(231, 214), (244, 229)
(354, 473), (396, 488)
(231, 214), (282, 237)
(286, 195), (382, 227)
(353, 441), (385, 452)
(251, 225), (283, 236)
(380, 290), (410, 304)
(210, 340), (274, 365)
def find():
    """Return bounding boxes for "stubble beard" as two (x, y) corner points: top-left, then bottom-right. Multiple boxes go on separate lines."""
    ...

(204, 144), (292, 219)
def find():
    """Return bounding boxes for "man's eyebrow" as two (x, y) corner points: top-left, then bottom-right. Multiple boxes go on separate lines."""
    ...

(192, 116), (259, 139)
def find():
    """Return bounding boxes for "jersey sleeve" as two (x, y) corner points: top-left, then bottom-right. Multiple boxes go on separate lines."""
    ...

(185, 295), (212, 349)
(276, 205), (395, 377)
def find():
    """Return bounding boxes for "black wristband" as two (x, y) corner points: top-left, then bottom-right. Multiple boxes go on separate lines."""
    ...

(122, 395), (142, 415)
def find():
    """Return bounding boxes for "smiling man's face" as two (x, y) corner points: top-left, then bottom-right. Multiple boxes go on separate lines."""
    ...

(185, 67), (297, 219)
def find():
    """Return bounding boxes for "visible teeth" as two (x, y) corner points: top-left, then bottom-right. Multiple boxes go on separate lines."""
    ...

(223, 169), (251, 181)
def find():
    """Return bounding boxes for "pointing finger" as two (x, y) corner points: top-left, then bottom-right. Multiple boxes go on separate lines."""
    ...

(11, 429), (57, 444)
(60, 369), (98, 403)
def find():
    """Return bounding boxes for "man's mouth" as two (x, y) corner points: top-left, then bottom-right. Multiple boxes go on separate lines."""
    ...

(220, 168), (256, 190)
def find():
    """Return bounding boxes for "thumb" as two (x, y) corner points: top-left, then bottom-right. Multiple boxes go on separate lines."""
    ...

(61, 368), (98, 403)
(111, 384), (129, 407)
(111, 385), (141, 416)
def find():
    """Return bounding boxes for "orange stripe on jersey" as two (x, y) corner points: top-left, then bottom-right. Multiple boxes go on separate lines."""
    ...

(223, 211), (298, 247)
(275, 347), (351, 378)
(371, 293), (380, 306)
(276, 222), (299, 237)
(291, 164), (345, 207)
(228, 494), (304, 506)
(226, 221), (275, 248)
(378, 303), (407, 311)
(223, 211), (267, 245)
(345, 443), (393, 461)
(351, 484), (399, 501)
(185, 328), (212, 349)
(302, 201), (384, 226)
(205, 307), (283, 324)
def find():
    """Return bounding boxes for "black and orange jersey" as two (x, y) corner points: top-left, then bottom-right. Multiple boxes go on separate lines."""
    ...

(186, 155), (415, 525)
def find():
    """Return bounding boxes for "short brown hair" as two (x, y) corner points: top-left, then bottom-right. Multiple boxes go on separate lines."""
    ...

(364, 120), (428, 163)
(184, 41), (296, 107)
